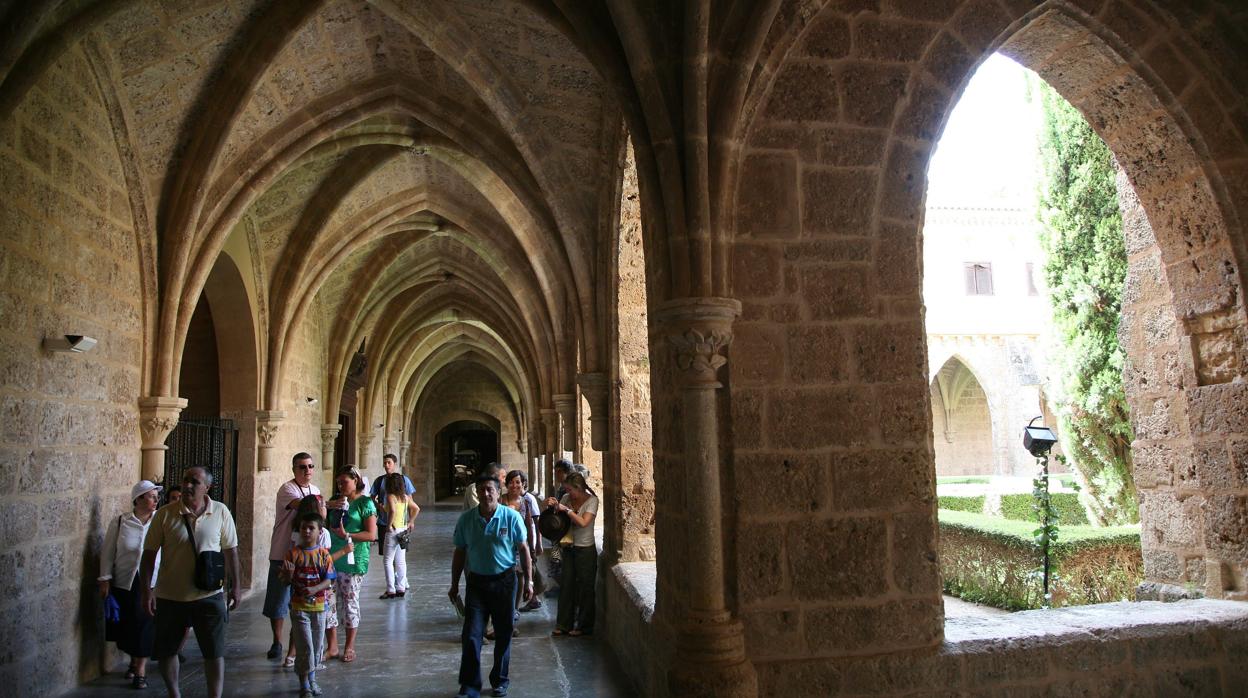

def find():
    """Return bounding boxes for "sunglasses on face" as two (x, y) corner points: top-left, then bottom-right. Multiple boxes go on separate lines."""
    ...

(295, 464), (315, 470)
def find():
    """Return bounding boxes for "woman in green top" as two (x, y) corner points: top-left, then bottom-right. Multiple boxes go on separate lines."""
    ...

(326, 466), (376, 663)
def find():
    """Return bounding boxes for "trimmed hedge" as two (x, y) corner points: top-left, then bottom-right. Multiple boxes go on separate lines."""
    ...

(937, 476), (991, 485)
(939, 509), (1141, 610)
(937, 495), (986, 513)
(1000, 492), (1089, 525)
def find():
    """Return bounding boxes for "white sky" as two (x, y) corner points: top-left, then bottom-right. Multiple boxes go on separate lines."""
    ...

(926, 54), (1042, 209)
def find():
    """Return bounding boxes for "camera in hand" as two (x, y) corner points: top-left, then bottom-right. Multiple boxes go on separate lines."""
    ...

(326, 505), (345, 531)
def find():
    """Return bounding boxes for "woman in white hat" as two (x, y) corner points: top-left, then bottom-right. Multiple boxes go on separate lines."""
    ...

(98, 480), (162, 689)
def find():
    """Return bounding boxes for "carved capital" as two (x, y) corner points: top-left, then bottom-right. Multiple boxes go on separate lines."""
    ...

(255, 410), (285, 447)
(576, 372), (609, 409)
(320, 424), (341, 451)
(137, 396), (187, 450)
(656, 297), (740, 388)
(577, 373), (610, 451)
(539, 408), (558, 428)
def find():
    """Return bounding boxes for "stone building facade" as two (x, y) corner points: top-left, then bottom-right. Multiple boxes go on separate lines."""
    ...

(924, 205), (1055, 478)
(1, 1), (1246, 696)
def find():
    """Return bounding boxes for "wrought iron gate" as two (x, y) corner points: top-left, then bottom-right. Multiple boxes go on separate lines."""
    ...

(164, 417), (239, 512)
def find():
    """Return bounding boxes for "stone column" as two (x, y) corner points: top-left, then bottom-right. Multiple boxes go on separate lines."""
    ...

(400, 440), (411, 467)
(255, 410), (285, 472)
(657, 297), (756, 697)
(577, 372), (610, 452)
(319, 424), (341, 472)
(358, 432), (375, 471)
(553, 393), (576, 456)
(540, 408), (559, 493)
(138, 396), (187, 483)
(382, 437), (397, 461)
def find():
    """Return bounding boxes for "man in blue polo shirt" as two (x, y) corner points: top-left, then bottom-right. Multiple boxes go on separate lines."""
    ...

(450, 473), (533, 698)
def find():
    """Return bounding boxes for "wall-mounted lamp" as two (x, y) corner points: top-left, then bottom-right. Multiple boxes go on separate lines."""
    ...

(397, 427), (404, 434)
(43, 334), (98, 353)
(376, 423), (385, 429)
(305, 397), (319, 405)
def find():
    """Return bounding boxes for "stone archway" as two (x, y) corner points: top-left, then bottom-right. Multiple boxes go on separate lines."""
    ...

(198, 251), (262, 585)
(930, 355), (996, 477)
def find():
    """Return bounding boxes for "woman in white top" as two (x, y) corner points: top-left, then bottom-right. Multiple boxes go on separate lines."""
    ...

(545, 472), (599, 636)
(98, 480), (162, 689)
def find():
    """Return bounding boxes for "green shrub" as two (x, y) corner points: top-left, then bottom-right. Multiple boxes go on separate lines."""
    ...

(937, 495), (985, 513)
(999, 492), (1089, 525)
(939, 509), (1141, 610)
(937, 476), (991, 485)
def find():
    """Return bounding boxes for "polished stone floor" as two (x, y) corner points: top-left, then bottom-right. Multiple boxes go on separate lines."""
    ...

(69, 503), (632, 698)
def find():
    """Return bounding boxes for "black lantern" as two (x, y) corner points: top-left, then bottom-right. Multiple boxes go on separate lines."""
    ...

(1023, 417), (1058, 457)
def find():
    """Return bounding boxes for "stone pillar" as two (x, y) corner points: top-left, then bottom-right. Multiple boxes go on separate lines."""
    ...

(656, 297), (757, 698)
(400, 440), (411, 467)
(320, 424), (341, 472)
(577, 372), (610, 452)
(255, 410), (285, 472)
(138, 396), (187, 483)
(358, 432), (375, 471)
(553, 393), (576, 455)
(540, 408), (559, 493)
(382, 437), (397, 461)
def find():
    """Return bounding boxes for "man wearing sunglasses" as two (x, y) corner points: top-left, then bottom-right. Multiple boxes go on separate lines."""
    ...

(262, 452), (322, 660)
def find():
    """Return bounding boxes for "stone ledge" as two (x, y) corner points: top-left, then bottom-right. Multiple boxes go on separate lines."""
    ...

(613, 560), (657, 622)
(944, 598), (1248, 646)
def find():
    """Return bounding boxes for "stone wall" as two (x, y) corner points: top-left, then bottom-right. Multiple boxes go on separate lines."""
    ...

(411, 362), (524, 505)
(0, 44), (146, 696)
(606, 137), (655, 563)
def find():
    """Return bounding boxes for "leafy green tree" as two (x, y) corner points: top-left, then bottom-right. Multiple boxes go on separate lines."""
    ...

(1034, 79), (1137, 525)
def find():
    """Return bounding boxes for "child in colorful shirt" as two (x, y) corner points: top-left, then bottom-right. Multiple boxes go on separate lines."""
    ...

(281, 512), (352, 697)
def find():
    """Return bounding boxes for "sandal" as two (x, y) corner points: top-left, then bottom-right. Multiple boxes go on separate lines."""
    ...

(379, 592), (396, 600)
(568, 629), (583, 637)
(342, 648), (356, 663)
(282, 656), (295, 668)
(124, 668), (136, 681)
(551, 628), (567, 636)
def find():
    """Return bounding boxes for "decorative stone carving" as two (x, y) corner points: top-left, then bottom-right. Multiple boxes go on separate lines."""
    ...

(577, 372), (610, 451)
(255, 410), (285, 472)
(137, 396), (187, 483)
(320, 423), (341, 471)
(658, 297), (739, 389)
(654, 297), (755, 695)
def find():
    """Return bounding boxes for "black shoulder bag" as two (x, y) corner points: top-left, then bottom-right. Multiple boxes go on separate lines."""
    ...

(182, 513), (225, 592)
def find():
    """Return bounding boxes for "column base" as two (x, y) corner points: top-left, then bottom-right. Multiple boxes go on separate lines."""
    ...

(667, 617), (757, 698)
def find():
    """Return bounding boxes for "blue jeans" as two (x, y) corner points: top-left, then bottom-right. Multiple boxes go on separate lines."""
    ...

(459, 570), (516, 697)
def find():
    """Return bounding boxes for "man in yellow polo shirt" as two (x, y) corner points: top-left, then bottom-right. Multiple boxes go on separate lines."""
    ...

(139, 466), (241, 698)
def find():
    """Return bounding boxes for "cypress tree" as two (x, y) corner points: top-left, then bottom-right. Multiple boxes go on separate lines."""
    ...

(1034, 79), (1137, 525)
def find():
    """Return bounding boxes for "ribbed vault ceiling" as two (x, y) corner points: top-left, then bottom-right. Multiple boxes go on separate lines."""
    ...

(84, 0), (623, 437)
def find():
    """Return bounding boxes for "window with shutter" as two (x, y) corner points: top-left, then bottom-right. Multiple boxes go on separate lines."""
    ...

(963, 262), (993, 295)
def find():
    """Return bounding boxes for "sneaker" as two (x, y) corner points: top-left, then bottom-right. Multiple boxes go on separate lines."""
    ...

(309, 675), (323, 696)
(131, 675), (147, 690)
(299, 690), (313, 698)
(492, 685), (509, 697)
(266, 642), (282, 660)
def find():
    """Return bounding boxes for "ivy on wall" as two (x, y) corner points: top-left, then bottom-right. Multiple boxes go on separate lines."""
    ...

(1034, 78), (1137, 525)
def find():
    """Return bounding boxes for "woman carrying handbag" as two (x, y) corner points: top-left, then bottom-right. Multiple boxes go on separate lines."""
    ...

(98, 480), (162, 689)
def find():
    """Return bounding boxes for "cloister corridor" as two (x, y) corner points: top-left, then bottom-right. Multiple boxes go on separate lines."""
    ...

(65, 505), (632, 698)
(3, 1), (1248, 696)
